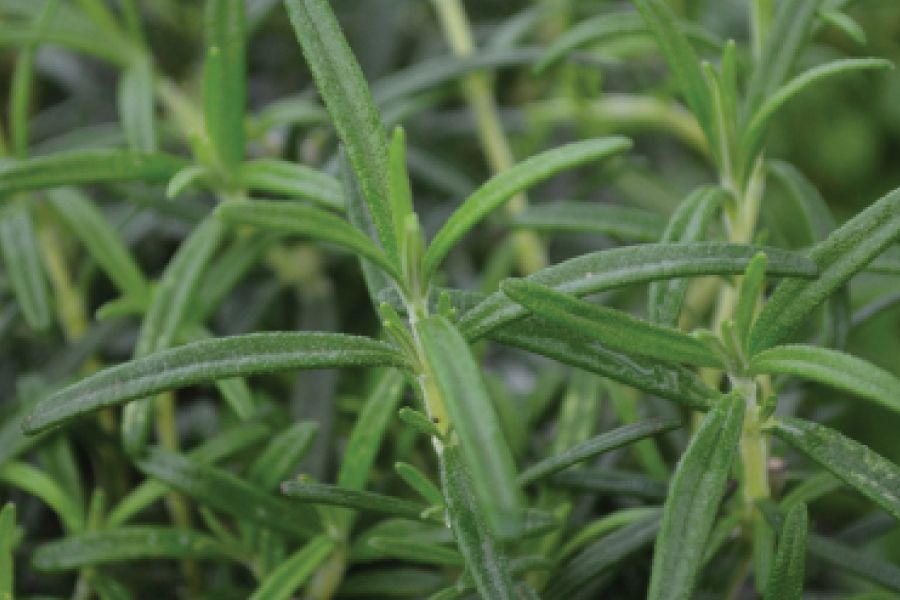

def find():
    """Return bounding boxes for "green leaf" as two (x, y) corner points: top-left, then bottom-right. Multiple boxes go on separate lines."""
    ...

(545, 513), (661, 600)
(249, 535), (334, 600)
(438, 445), (517, 597)
(632, 0), (713, 141)
(742, 0), (818, 117)
(283, 0), (397, 263)
(807, 533), (900, 592)
(215, 200), (399, 278)
(502, 279), (722, 367)
(0, 503), (15, 599)
(395, 462), (445, 507)
(203, 0), (246, 169)
(107, 422), (270, 527)
(648, 186), (724, 326)
(508, 201), (665, 242)
(0, 202), (52, 330)
(490, 317), (718, 410)
(237, 159), (343, 210)
(750, 185), (900, 353)
(135, 447), (319, 538)
(734, 252), (768, 348)
(462, 242), (816, 340)
(24, 332), (406, 434)
(740, 59), (892, 171)
(282, 481), (431, 521)
(422, 137), (632, 281)
(751, 344), (900, 415)
(518, 417), (682, 485)
(367, 537), (462, 567)
(818, 8), (866, 45)
(0, 150), (188, 196)
(247, 422), (318, 491)
(647, 393), (744, 600)
(32, 527), (232, 571)
(416, 315), (523, 538)
(763, 503), (808, 600)
(0, 461), (82, 533)
(47, 187), (150, 303)
(534, 11), (720, 74)
(122, 215), (226, 454)
(389, 127), (414, 247)
(770, 417), (900, 520)
(118, 55), (157, 152)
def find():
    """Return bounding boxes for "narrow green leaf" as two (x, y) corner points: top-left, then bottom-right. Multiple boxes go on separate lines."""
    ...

(367, 537), (462, 567)
(237, 159), (343, 210)
(462, 242), (816, 340)
(819, 9), (866, 44)
(763, 503), (808, 600)
(740, 59), (892, 170)
(535, 12), (720, 74)
(751, 344), (900, 415)
(135, 447), (318, 538)
(422, 137), (632, 281)
(338, 568), (445, 598)
(438, 445), (517, 598)
(389, 126), (414, 246)
(0, 462), (83, 533)
(734, 252), (768, 347)
(215, 200), (399, 278)
(0, 202), (52, 330)
(122, 215), (226, 454)
(518, 417), (682, 485)
(742, 0), (818, 117)
(0, 503), (15, 599)
(282, 481), (431, 521)
(32, 527), (232, 571)
(203, 0), (246, 169)
(632, 0), (713, 140)
(508, 201), (665, 242)
(545, 513), (661, 600)
(107, 422), (270, 527)
(249, 536), (334, 600)
(490, 317), (718, 410)
(24, 333), (406, 434)
(118, 55), (157, 152)
(47, 187), (150, 303)
(416, 315), (523, 538)
(751, 185), (900, 353)
(395, 462), (445, 507)
(283, 0), (397, 263)
(648, 187), (730, 326)
(247, 422), (318, 491)
(502, 279), (722, 367)
(647, 393), (744, 600)
(807, 533), (900, 592)
(0, 150), (188, 196)
(770, 417), (900, 520)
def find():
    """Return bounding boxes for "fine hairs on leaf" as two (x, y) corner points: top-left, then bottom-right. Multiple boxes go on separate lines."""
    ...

(3, 0), (900, 597)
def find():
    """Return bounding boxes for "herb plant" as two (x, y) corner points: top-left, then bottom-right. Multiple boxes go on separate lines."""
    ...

(1, 0), (900, 598)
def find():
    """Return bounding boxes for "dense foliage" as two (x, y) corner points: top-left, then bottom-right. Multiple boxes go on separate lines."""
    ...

(2, 0), (900, 598)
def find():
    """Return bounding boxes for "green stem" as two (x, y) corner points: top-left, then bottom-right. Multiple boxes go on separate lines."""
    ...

(430, 0), (546, 275)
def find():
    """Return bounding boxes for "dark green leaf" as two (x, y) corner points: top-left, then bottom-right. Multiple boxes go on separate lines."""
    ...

(0, 503), (14, 598)
(519, 417), (681, 485)
(0, 202), (52, 330)
(0, 150), (188, 196)
(32, 527), (232, 571)
(422, 137), (632, 281)
(508, 201), (665, 242)
(283, 0), (397, 263)
(249, 536), (334, 600)
(395, 462), (445, 507)
(118, 55), (157, 152)
(135, 447), (318, 538)
(648, 393), (744, 600)
(282, 481), (431, 521)
(0, 461), (82, 532)
(770, 417), (900, 520)
(367, 537), (461, 567)
(237, 159), (343, 210)
(462, 242), (816, 341)
(247, 422), (318, 491)
(763, 503), (808, 600)
(502, 278), (722, 367)
(24, 333), (406, 434)
(750, 185), (900, 353)
(548, 468), (668, 500)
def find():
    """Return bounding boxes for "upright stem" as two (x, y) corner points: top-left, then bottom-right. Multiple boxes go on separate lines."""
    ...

(430, 0), (546, 275)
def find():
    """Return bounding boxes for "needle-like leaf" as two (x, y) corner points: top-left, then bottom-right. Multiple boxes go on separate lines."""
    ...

(508, 201), (665, 242)
(237, 159), (343, 210)
(249, 536), (334, 600)
(763, 503), (808, 600)
(203, 0), (246, 169)
(282, 481), (431, 521)
(0, 202), (52, 330)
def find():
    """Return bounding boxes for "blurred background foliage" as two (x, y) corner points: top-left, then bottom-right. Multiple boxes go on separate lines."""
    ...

(2, 0), (900, 596)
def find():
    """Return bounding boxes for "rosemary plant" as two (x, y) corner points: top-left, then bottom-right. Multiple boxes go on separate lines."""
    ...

(1, 0), (900, 598)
